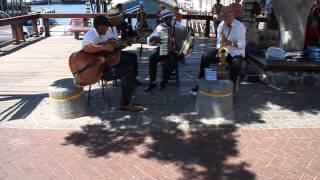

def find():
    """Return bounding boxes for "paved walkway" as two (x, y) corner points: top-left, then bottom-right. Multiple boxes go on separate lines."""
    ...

(0, 36), (320, 179)
(0, 128), (320, 180)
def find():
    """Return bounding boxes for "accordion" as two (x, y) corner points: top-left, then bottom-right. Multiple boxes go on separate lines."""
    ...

(159, 27), (194, 56)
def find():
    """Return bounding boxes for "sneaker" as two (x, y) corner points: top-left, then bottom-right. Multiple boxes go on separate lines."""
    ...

(190, 85), (199, 96)
(144, 83), (156, 92)
(192, 86), (199, 92)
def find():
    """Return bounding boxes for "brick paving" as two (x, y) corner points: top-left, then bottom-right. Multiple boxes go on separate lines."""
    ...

(0, 127), (319, 180)
(0, 37), (320, 179)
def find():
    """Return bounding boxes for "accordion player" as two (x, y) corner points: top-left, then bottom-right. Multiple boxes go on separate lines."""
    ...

(145, 9), (194, 92)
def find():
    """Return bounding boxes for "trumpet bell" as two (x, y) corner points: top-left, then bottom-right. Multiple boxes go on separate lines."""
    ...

(217, 47), (229, 64)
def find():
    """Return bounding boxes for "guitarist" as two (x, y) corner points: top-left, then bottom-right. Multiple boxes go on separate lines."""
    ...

(106, 9), (143, 85)
(81, 15), (144, 111)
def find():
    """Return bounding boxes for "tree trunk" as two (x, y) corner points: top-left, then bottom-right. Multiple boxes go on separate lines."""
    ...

(272, 0), (314, 51)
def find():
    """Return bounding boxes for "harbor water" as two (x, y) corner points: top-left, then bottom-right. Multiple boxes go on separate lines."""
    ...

(31, 1), (166, 27)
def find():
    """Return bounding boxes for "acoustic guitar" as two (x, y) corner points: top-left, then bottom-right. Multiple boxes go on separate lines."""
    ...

(69, 38), (123, 86)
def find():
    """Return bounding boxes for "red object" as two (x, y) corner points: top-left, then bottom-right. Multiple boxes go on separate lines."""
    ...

(39, 26), (44, 33)
(70, 18), (84, 27)
(305, 26), (319, 47)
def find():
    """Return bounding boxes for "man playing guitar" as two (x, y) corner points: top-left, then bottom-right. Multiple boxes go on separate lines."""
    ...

(106, 9), (143, 85)
(81, 15), (144, 111)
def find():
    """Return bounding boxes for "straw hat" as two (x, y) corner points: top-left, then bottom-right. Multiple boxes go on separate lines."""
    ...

(160, 9), (173, 20)
(105, 9), (123, 25)
(159, 3), (165, 8)
(106, 9), (123, 20)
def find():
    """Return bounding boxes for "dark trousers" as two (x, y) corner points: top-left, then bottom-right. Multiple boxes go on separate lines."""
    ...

(198, 49), (243, 81)
(117, 51), (138, 77)
(149, 50), (177, 83)
(103, 66), (135, 105)
(214, 19), (221, 37)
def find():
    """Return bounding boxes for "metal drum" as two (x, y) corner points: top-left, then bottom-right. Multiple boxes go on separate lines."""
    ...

(48, 78), (86, 119)
(196, 79), (233, 119)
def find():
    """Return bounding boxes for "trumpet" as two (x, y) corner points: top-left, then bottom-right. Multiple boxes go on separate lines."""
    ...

(216, 24), (229, 65)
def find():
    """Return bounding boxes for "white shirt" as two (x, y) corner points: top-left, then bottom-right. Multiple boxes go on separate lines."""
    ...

(106, 26), (118, 40)
(81, 27), (118, 49)
(147, 21), (184, 45)
(216, 19), (246, 57)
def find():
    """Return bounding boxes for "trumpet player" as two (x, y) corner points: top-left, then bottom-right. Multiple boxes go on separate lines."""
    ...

(191, 6), (246, 93)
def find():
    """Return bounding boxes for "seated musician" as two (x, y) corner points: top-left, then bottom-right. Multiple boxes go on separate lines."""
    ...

(191, 6), (246, 93)
(136, 5), (149, 29)
(115, 4), (137, 41)
(106, 9), (142, 85)
(145, 9), (184, 92)
(81, 15), (144, 111)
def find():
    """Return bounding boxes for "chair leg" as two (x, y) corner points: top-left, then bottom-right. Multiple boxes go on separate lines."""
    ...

(101, 79), (111, 107)
(175, 62), (180, 85)
(161, 61), (180, 85)
(113, 80), (117, 87)
(101, 80), (106, 102)
(87, 84), (92, 106)
(105, 85), (111, 107)
(139, 43), (143, 64)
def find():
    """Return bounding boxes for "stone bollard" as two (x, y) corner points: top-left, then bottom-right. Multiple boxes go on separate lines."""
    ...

(48, 78), (86, 119)
(196, 79), (233, 119)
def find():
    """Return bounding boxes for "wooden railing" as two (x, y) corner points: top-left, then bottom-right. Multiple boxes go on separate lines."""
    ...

(0, 13), (213, 43)
(0, 14), (40, 44)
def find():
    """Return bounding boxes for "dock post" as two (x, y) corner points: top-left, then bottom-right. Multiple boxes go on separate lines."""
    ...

(16, 23), (26, 42)
(11, 24), (19, 44)
(43, 18), (50, 37)
(11, 23), (25, 44)
(205, 18), (210, 37)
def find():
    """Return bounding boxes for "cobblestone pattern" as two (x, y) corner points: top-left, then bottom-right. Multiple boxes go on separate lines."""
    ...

(264, 71), (320, 87)
(0, 128), (319, 180)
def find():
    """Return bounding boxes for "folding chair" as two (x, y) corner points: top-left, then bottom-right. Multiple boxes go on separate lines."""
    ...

(87, 79), (111, 107)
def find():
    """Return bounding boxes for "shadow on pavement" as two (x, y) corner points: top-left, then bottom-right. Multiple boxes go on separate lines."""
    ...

(64, 124), (255, 180)
(0, 93), (47, 121)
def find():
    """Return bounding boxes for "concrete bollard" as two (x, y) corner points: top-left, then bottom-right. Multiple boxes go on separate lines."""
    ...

(196, 79), (233, 119)
(48, 78), (86, 119)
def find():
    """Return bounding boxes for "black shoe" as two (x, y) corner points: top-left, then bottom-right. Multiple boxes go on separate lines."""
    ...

(159, 81), (168, 91)
(135, 79), (143, 86)
(192, 86), (199, 92)
(190, 85), (199, 96)
(144, 83), (156, 92)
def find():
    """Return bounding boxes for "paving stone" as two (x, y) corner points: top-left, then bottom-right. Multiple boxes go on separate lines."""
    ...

(0, 128), (319, 179)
